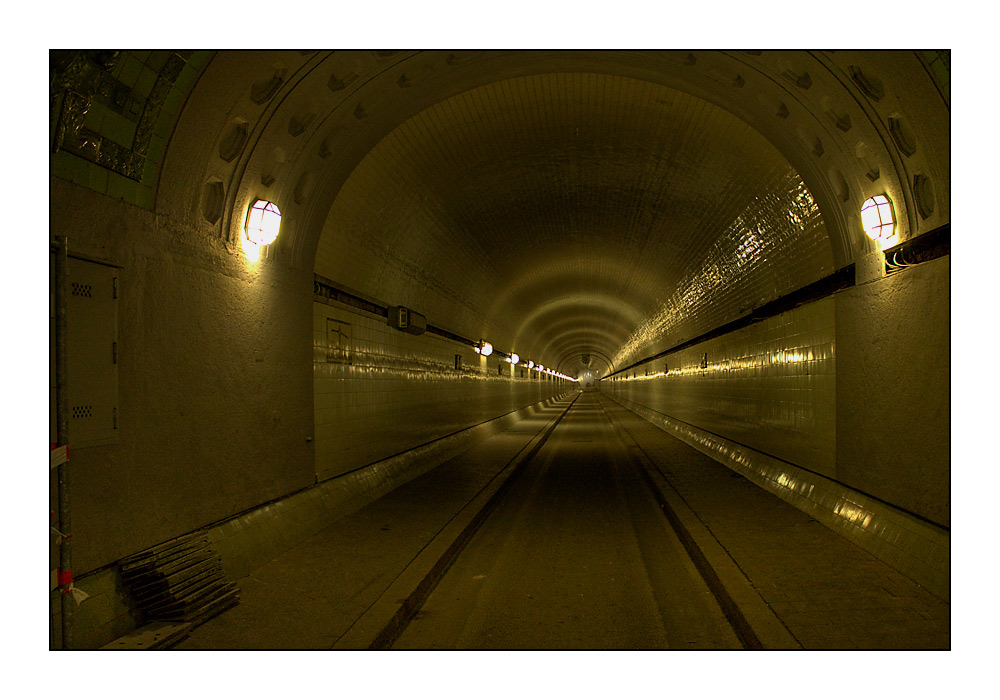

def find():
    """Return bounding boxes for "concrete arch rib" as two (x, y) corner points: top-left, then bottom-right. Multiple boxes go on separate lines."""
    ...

(164, 50), (948, 281)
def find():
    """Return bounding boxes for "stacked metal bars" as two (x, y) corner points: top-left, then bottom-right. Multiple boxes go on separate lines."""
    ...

(119, 532), (239, 626)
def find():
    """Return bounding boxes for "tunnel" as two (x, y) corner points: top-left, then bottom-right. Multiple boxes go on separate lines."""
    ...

(47, 49), (950, 655)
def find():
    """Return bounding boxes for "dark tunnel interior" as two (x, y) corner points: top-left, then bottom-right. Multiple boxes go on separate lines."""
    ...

(32, 32), (968, 690)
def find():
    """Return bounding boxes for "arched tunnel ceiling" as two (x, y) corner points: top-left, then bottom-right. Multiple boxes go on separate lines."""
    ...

(314, 72), (833, 377)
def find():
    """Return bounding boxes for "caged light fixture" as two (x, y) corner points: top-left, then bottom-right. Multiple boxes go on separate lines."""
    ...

(245, 199), (282, 245)
(860, 194), (897, 246)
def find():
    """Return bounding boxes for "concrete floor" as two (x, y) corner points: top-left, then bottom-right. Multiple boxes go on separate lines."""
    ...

(393, 397), (739, 649)
(175, 392), (949, 651)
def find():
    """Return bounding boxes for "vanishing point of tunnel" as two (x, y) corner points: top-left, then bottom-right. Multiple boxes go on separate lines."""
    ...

(47, 49), (950, 654)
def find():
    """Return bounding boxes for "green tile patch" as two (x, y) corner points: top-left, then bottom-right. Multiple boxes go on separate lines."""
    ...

(50, 50), (213, 207)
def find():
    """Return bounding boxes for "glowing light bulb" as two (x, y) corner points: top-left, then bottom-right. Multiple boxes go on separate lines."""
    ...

(245, 199), (282, 245)
(860, 194), (896, 246)
(508, 353), (520, 365)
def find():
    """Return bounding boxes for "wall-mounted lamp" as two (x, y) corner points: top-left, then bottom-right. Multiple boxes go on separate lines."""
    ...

(475, 340), (494, 357)
(507, 353), (520, 365)
(526, 361), (535, 369)
(245, 199), (282, 245)
(860, 194), (896, 245)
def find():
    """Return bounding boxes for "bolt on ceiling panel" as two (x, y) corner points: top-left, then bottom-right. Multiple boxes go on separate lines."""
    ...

(315, 72), (834, 377)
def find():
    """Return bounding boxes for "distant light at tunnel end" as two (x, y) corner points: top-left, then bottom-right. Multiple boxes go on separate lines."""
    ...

(860, 194), (897, 247)
(245, 199), (282, 246)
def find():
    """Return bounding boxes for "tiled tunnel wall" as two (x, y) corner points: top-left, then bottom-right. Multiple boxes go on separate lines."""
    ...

(601, 257), (950, 597)
(604, 297), (837, 478)
(313, 300), (568, 481)
(48, 50), (950, 646)
(602, 259), (950, 531)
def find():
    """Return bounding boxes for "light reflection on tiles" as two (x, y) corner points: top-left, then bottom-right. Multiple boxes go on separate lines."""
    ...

(834, 500), (875, 529)
(313, 301), (565, 481)
(610, 394), (950, 601)
(612, 175), (833, 371)
(607, 298), (836, 476)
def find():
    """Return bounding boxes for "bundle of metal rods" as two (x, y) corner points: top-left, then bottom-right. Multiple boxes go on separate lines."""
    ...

(119, 533), (239, 625)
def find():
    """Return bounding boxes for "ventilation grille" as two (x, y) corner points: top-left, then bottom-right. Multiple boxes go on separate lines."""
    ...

(71, 282), (92, 297)
(72, 405), (92, 419)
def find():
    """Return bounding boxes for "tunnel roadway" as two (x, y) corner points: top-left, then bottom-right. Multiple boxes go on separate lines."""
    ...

(175, 392), (949, 651)
(390, 391), (740, 649)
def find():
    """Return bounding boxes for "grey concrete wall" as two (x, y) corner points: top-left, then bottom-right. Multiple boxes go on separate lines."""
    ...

(50, 177), (314, 575)
(836, 256), (950, 527)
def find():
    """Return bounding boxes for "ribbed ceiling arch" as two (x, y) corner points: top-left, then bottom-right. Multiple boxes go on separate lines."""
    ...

(314, 71), (833, 378)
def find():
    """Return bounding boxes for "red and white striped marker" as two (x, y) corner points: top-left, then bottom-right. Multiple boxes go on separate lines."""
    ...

(50, 443), (68, 469)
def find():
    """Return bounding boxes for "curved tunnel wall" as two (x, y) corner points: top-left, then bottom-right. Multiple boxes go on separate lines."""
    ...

(48, 50), (949, 595)
(311, 298), (568, 483)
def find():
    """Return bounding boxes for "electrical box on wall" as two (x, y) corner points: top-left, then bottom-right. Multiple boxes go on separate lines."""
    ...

(50, 254), (120, 448)
(387, 306), (427, 335)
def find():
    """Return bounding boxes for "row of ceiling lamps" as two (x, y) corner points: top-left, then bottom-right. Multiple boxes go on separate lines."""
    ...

(474, 341), (576, 381)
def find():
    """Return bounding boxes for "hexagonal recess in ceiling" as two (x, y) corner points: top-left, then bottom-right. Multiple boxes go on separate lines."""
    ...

(250, 67), (286, 104)
(219, 119), (249, 162)
(888, 115), (917, 156)
(912, 174), (936, 219)
(849, 65), (884, 101)
(201, 179), (225, 224)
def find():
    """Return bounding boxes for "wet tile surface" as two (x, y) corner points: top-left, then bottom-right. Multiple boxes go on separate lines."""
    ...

(600, 395), (949, 650)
